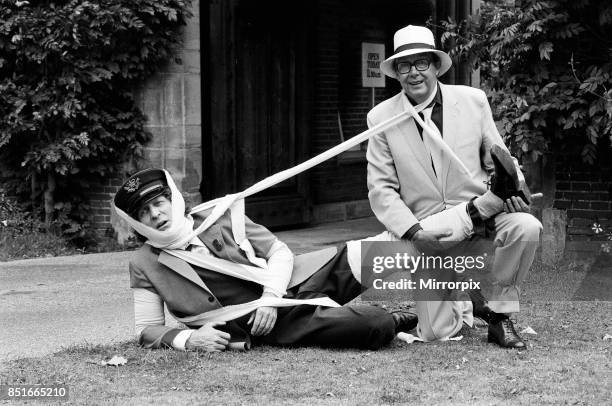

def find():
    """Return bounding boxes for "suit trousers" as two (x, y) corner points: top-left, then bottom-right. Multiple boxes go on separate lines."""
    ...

(416, 210), (542, 340)
(253, 244), (397, 350)
(348, 206), (542, 342)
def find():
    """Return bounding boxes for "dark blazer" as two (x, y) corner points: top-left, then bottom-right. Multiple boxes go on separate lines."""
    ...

(129, 210), (336, 348)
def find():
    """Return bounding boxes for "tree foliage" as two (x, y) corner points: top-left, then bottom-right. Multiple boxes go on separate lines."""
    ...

(0, 0), (191, 233)
(439, 0), (612, 163)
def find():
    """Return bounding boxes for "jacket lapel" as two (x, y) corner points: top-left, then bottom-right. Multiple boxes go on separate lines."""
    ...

(394, 95), (439, 186)
(440, 83), (460, 196)
(190, 211), (224, 255)
(158, 250), (214, 296)
(199, 223), (223, 253)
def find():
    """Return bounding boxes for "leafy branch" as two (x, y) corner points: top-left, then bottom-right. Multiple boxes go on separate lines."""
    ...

(438, 0), (612, 164)
(0, 0), (192, 236)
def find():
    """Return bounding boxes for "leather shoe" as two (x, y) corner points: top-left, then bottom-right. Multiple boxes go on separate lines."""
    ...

(488, 318), (526, 350)
(391, 311), (418, 333)
(490, 145), (532, 204)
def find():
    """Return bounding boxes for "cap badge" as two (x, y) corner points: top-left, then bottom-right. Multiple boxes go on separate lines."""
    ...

(124, 177), (140, 193)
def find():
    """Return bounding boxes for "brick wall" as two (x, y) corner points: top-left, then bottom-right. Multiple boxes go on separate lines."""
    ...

(553, 146), (612, 240)
(310, 0), (411, 207)
(88, 177), (124, 235)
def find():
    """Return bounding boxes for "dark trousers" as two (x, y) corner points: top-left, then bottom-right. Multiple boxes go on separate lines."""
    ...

(254, 244), (396, 350)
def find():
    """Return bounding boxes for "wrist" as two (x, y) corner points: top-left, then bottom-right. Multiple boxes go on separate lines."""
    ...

(172, 329), (195, 351)
(261, 290), (280, 298)
(403, 223), (423, 240)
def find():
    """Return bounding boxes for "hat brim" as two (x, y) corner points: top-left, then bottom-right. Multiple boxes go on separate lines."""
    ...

(380, 49), (452, 79)
(129, 185), (167, 217)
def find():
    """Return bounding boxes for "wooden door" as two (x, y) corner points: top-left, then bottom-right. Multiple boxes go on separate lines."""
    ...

(204, 0), (312, 228)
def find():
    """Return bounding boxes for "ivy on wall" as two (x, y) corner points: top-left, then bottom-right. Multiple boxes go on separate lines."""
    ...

(439, 0), (612, 163)
(0, 0), (192, 234)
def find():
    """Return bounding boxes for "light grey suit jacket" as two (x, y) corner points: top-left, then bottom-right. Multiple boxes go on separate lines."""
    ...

(366, 83), (521, 238)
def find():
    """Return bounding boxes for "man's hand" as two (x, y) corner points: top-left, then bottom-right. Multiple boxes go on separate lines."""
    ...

(503, 196), (530, 213)
(411, 228), (453, 252)
(185, 322), (230, 352)
(412, 228), (453, 242)
(248, 306), (277, 336)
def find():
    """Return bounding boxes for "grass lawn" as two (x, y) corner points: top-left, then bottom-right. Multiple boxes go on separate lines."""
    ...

(1, 300), (610, 405)
(1, 252), (610, 405)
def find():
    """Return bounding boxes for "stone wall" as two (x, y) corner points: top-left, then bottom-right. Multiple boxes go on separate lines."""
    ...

(91, 1), (202, 235)
(136, 1), (202, 203)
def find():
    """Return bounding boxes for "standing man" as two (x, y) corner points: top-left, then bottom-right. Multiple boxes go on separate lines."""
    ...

(366, 25), (542, 349)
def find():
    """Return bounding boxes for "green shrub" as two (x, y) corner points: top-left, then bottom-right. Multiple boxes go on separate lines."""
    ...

(0, 191), (70, 260)
(0, 0), (192, 236)
(0, 191), (128, 260)
(0, 191), (39, 234)
(439, 0), (612, 163)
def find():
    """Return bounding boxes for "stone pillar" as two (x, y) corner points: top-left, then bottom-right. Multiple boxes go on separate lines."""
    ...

(538, 153), (567, 265)
(136, 0), (202, 206)
(542, 208), (567, 266)
(97, 2), (203, 238)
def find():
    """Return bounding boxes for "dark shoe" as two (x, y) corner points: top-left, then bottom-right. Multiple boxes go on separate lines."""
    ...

(487, 318), (526, 350)
(490, 145), (532, 204)
(391, 310), (418, 333)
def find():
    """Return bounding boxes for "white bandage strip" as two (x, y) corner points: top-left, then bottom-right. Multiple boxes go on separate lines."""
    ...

(173, 296), (341, 325)
(125, 96), (474, 325)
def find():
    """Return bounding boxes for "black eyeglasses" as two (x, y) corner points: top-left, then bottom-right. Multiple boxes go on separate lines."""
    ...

(396, 59), (431, 74)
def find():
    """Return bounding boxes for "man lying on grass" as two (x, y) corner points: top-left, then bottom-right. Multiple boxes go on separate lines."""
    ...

(113, 168), (418, 352)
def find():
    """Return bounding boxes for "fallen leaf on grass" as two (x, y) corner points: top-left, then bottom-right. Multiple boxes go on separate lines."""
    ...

(520, 326), (537, 335)
(603, 334), (612, 341)
(103, 355), (127, 366)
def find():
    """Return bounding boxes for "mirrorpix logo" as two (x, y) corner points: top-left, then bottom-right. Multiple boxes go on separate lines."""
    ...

(124, 177), (140, 193)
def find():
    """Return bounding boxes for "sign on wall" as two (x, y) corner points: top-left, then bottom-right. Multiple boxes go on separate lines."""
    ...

(362, 42), (385, 88)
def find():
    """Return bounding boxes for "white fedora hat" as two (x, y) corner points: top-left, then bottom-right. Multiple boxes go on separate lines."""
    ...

(380, 25), (452, 79)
